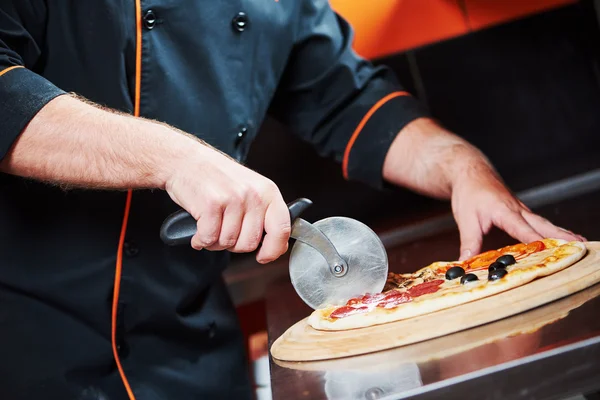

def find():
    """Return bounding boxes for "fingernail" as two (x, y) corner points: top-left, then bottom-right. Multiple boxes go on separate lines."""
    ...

(460, 250), (471, 260)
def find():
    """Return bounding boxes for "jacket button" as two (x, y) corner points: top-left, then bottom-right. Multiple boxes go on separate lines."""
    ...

(208, 322), (217, 339)
(235, 125), (248, 146)
(124, 240), (139, 257)
(231, 12), (248, 32)
(143, 10), (157, 30)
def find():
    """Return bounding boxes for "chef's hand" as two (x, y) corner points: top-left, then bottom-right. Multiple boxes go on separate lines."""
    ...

(165, 142), (291, 264)
(382, 118), (584, 260)
(450, 160), (584, 260)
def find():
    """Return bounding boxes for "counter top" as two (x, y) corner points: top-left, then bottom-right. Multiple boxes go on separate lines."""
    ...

(267, 181), (600, 400)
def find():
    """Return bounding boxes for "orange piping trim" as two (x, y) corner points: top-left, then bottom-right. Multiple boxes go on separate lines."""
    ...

(342, 91), (410, 179)
(111, 190), (134, 399)
(110, 1), (142, 399)
(0, 65), (24, 77)
(133, 0), (142, 116)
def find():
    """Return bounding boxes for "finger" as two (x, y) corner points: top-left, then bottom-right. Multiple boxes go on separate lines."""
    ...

(521, 211), (586, 242)
(191, 207), (223, 250)
(256, 197), (292, 264)
(205, 203), (243, 251)
(455, 210), (484, 261)
(493, 209), (543, 244)
(229, 207), (264, 254)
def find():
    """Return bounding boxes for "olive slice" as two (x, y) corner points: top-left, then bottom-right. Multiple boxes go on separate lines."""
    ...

(460, 273), (478, 285)
(488, 261), (506, 272)
(489, 268), (508, 281)
(445, 266), (465, 280)
(496, 254), (516, 266)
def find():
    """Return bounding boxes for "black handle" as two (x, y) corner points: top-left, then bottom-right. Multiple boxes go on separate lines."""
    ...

(160, 197), (313, 246)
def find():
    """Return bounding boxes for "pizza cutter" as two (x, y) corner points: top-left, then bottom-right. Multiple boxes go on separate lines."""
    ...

(159, 198), (389, 310)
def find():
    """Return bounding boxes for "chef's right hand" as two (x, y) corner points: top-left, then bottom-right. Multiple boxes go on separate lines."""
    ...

(164, 142), (291, 264)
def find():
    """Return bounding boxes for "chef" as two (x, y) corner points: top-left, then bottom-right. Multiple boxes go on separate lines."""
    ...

(0, 1), (583, 399)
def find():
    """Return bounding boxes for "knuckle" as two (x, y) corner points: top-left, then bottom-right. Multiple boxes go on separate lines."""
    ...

(205, 199), (223, 213)
(238, 234), (262, 252)
(220, 236), (237, 248)
(207, 192), (230, 210)
(196, 230), (219, 246)
(247, 232), (263, 248)
(203, 233), (219, 245)
(245, 187), (262, 205)
(228, 189), (245, 206)
(259, 178), (278, 195)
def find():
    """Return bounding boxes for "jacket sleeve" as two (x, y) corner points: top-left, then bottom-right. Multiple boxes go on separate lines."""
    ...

(0, 4), (66, 161)
(268, 0), (431, 189)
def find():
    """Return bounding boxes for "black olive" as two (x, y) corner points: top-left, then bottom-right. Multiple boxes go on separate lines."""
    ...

(489, 268), (508, 281)
(496, 254), (516, 266)
(445, 266), (465, 280)
(460, 273), (479, 284)
(488, 261), (507, 272)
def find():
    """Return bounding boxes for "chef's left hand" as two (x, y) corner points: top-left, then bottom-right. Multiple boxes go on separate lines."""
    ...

(450, 160), (585, 260)
(382, 117), (585, 260)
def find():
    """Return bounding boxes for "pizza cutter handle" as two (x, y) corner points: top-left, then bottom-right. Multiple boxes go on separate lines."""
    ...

(288, 197), (313, 223)
(159, 197), (313, 246)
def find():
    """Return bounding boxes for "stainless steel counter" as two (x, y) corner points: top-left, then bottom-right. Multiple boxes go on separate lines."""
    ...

(266, 173), (600, 400)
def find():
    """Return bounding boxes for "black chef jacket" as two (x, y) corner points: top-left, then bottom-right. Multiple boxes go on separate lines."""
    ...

(0, 1), (429, 399)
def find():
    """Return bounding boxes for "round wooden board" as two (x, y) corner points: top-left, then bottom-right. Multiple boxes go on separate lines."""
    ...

(271, 242), (600, 363)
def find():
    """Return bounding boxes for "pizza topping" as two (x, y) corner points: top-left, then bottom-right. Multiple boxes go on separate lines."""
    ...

(461, 273), (479, 284)
(329, 305), (370, 319)
(445, 266), (465, 280)
(464, 249), (501, 269)
(379, 291), (412, 308)
(461, 240), (546, 271)
(497, 243), (528, 254)
(525, 240), (546, 253)
(496, 254), (516, 266)
(489, 268), (508, 281)
(488, 261), (507, 272)
(407, 279), (444, 297)
(328, 280), (446, 319)
(347, 292), (386, 306)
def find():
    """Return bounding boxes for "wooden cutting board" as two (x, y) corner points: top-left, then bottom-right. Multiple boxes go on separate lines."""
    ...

(273, 280), (600, 371)
(270, 241), (600, 363)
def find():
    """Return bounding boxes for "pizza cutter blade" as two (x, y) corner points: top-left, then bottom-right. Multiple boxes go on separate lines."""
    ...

(158, 198), (388, 311)
(288, 212), (389, 311)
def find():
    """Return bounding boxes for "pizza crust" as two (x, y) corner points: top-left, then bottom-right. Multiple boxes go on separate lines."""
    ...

(308, 240), (586, 331)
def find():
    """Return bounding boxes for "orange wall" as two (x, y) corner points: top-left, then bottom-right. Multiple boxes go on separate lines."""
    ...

(329, 0), (577, 60)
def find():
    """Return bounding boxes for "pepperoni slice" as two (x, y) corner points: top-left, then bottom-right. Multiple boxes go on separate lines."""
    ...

(377, 291), (412, 308)
(330, 305), (369, 319)
(407, 279), (444, 297)
(346, 293), (385, 306)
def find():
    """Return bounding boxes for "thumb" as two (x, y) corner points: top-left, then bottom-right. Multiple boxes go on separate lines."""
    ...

(455, 211), (483, 261)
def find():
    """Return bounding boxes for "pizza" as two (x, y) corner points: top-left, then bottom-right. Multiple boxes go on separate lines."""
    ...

(307, 238), (587, 331)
